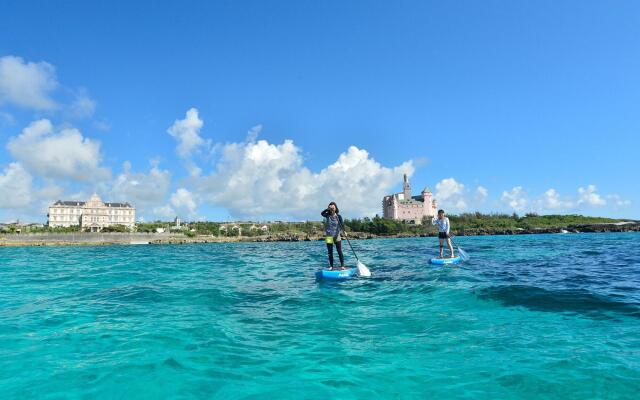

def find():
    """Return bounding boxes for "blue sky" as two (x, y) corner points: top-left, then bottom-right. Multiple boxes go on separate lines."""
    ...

(1, 1), (638, 222)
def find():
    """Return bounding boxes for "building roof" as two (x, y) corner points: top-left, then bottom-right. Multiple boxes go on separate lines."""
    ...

(51, 200), (132, 208)
(105, 202), (132, 208)
(402, 197), (424, 205)
(422, 186), (432, 193)
(53, 200), (86, 206)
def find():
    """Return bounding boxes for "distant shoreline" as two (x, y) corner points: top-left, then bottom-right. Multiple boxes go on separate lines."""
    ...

(1, 222), (638, 248)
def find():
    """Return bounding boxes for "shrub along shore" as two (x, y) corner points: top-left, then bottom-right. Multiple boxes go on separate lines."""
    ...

(1, 213), (638, 247)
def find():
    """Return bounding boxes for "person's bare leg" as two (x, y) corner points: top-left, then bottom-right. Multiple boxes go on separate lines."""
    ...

(439, 238), (444, 258)
(447, 238), (455, 258)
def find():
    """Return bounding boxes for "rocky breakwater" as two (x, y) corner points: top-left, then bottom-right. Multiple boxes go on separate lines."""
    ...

(567, 222), (640, 233)
(146, 231), (382, 245)
(254, 231), (378, 242)
(454, 222), (640, 236)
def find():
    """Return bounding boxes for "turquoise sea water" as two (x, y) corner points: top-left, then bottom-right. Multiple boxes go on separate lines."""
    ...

(1, 233), (639, 399)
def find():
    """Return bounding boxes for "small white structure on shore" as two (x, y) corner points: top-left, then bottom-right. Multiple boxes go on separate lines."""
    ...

(220, 224), (242, 235)
(249, 224), (269, 233)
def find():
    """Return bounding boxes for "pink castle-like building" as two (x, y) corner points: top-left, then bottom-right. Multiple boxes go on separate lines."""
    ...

(382, 174), (438, 224)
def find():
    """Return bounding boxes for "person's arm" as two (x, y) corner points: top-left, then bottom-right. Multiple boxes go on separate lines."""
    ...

(445, 217), (451, 235)
(338, 215), (344, 234)
(431, 216), (438, 225)
(321, 209), (330, 218)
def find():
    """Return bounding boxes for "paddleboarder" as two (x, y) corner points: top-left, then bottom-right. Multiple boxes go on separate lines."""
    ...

(432, 209), (455, 258)
(321, 202), (345, 270)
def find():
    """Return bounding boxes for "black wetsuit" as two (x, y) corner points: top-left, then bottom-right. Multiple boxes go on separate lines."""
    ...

(321, 209), (344, 268)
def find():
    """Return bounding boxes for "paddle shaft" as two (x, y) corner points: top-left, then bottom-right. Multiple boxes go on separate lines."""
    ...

(448, 235), (458, 247)
(338, 221), (360, 262)
(449, 235), (470, 259)
(447, 235), (462, 250)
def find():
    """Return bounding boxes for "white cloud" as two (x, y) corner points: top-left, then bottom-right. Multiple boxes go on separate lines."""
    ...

(0, 157), (171, 222)
(0, 163), (65, 222)
(170, 188), (198, 217)
(92, 120), (110, 131)
(501, 186), (528, 212)
(435, 178), (467, 211)
(246, 124), (262, 143)
(432, 179), (487, 212)
(7, 119), (110, 181)
(0, 56), (96, 116)
(606, 194), (631, 208)
(194, 139), (413, 219)
(36, 183), (65, 203)
(110, 160), (171, 216)
(537, 188), (574, 211)
(68, 89), (96, 118)
(0, 56), (58, 110)
(152, 205), (176, 219)
(476, 186), (488, 201)
(435, 178), (465, 200)
(499, 185), (630, 214)
(167, 108), (210, 176)
(577, 185), (606, 207)
(0, 163), (32, 208)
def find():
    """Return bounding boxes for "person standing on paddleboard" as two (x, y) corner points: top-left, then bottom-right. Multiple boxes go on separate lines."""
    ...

(321, 202), (345, 270)
(432, 209), (455, 258)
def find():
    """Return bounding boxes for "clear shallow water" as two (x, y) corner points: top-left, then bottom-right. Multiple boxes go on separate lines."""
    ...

(1, 233), (639, 399)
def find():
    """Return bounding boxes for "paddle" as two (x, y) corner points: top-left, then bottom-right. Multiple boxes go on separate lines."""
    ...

(339, 220), (371, 277)
(449, 236), (470, 261)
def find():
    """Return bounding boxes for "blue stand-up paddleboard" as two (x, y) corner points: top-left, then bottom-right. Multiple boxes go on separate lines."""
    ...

(316, 268), (358, 280)
(430, 256), (462, 265)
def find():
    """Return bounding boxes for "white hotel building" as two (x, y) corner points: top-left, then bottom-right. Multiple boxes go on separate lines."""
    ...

(48, 194), (136, 232)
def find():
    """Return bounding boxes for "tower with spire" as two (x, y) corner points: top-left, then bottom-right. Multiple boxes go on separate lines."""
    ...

(402, 174), (411, 200)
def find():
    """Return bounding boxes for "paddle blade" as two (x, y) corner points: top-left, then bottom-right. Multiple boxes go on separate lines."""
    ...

(458, 247), (470, 261)
(357, 260), (371, 277)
